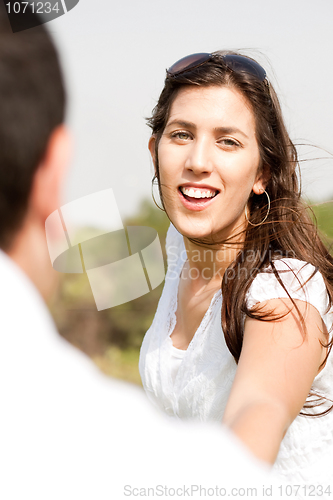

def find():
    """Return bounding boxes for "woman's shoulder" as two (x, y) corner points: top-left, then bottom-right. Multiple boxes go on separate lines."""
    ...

(245, 256), (331, 320)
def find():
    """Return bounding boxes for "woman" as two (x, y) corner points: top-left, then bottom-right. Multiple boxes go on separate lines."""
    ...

(139, 51), (333, 483)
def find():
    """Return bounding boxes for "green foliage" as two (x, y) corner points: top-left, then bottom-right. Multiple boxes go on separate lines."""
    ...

(93, 347), (142, 386)
(50, 199), (169, 385)
(126, 198), (170, 234)
(309, 200), (333, 245)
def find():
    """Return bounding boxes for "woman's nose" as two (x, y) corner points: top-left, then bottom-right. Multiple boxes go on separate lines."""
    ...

(184, 139), (213, 175)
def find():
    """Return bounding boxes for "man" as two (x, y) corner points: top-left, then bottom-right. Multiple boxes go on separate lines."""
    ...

(0, 4), (276, 499)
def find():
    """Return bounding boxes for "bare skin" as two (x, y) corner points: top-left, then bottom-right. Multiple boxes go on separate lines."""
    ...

(170, 247), (239, 350)
(223, 298), (328, 462)
(7, 125), (71, 301)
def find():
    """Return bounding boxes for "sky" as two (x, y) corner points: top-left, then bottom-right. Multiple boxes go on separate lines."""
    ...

(47, 0), (333, 225)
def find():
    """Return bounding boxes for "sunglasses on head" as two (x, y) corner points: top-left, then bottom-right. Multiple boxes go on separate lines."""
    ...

(166, 52), (267, 82)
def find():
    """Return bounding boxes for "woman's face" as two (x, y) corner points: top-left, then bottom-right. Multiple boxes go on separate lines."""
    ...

(149, 85), (269, 241)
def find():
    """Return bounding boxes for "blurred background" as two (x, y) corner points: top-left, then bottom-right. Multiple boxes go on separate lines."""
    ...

(47, 0), (333, 385)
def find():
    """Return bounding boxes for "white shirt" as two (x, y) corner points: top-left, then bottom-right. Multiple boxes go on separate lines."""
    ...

(0, 249), (275, 499)
(140, 224), (333, 484)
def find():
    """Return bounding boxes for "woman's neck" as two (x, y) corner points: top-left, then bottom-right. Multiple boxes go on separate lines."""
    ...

(182, 231), (245, 295)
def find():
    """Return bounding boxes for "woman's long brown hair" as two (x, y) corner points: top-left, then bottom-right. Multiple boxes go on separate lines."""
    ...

(147, 51), (333, 416)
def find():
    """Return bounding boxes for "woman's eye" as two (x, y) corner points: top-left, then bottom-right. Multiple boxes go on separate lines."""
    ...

(171, 131), (191, 141)
(219, 138), (240, 148)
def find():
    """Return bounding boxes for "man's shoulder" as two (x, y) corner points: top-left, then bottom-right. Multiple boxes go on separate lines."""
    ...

(0, 249), (151, 419)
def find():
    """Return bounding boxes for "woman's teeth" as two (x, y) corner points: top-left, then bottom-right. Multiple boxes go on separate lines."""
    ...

(180, 187), (217, 199)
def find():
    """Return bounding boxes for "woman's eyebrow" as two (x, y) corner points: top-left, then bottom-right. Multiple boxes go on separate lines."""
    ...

(165, 120), (195, 129)
(214, 126), (249, 139)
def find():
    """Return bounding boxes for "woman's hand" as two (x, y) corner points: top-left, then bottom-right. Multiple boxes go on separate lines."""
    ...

(222, 298), (328, 464)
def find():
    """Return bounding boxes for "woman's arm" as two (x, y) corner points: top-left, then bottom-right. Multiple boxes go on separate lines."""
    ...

(222, 298), (328, 464)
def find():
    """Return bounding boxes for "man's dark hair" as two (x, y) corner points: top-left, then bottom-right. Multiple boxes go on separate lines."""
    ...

(0, 4), (66, 249)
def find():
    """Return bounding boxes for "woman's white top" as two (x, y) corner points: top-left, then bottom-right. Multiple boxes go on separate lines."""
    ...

(139, 223), (333, 484)
(168, 344), (186, 385)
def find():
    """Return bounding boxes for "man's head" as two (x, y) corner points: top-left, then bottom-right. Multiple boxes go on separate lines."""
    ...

(0, 4), (67, 250)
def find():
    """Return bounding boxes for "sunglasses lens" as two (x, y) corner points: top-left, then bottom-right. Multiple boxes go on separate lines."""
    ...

(223, 55), (266, 82)
(167, 53), (267, 82)
(167, 53), (211, 76)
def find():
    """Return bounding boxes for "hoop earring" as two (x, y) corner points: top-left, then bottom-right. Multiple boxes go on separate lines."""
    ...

(245, 190), (271, 226)
(151, 175), (165, 211)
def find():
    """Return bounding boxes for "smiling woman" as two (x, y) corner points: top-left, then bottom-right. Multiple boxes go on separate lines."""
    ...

(139, 51), (333, 484)
(150, 85), (264, 240)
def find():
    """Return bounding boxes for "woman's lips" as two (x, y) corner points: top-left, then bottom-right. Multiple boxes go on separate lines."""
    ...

(178, 187), (219, 211)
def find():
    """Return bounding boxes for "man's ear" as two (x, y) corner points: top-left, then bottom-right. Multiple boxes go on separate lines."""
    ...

(30, 125), (72, 221)
(148, 135), (157, 175)
(252, 164), (271, 195)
